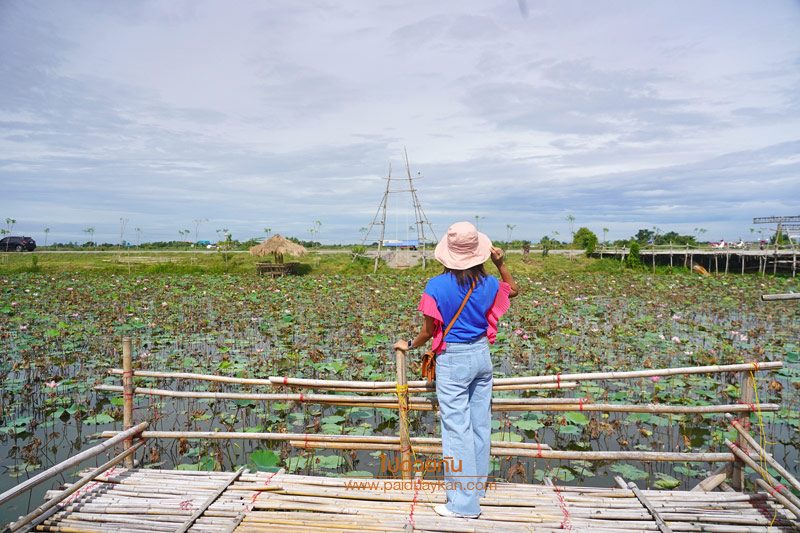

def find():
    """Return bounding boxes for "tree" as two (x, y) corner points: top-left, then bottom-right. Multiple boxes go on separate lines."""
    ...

(573, 227), (598, 254)
(119, 218), (129, 248)
(43, 227), (50, 247)
(506, 224), (516, 242)
(193, 218), (209, 242)
(625, 240), (642, 269)
(264, 227), (272, 238)
(634, 228), (654, 245)
(474, 215), (484, 230)
(602, 227), (609, 245)
(5, 218), (16, 234)
(540, 235), (558, 256)
(566, 214), (575, 238)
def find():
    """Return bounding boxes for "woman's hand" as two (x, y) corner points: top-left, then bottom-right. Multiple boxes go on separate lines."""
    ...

(393, 339), (410, 351)
(491, 246), (505, 267)
(491, 245), (519, 297)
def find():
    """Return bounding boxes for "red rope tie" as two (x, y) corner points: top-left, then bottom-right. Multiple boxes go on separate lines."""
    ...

(536, 442), (543, 458)
(250, 470), (279, 504)
(552, 483), (572, 531)
(556, 373), (561, 389)
(64, 465), (119, 505)
(751, 361), (759, 372)
(406, 478), (420, 529)
(770, 483), (786, 496)
(298, 393), (304, 403)
(283, 376), (288, 385)
(578, 398), (584, 411)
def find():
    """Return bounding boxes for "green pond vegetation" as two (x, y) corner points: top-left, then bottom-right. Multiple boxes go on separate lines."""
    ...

(0, 251), (797, 500)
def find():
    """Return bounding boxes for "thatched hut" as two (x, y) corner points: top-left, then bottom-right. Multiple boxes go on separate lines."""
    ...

(249, 234), (307, 264)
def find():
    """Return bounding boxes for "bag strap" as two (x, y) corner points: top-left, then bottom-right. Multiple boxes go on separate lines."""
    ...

(442, 280), (476, 339)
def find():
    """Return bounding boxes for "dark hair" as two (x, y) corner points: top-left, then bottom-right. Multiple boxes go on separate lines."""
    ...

(443, 264), (487, 288)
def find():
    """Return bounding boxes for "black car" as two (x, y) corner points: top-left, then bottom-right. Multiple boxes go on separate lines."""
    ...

(0, 236), (37, 252)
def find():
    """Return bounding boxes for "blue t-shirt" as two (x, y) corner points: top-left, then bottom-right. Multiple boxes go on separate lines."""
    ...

(423, 273), (500, 342)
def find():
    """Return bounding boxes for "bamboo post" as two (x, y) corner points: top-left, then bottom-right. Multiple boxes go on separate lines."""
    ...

(773, 248), (778, 275)
(732, 364), (755, 490)
(122, 337), (134, 468)
(0, 421), (147, 506)
(395, 348), (411, 480)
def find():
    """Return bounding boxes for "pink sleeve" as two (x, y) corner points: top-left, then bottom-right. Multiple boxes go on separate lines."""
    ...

(486, 282), (512, 344)
(417, 293), (446, 354)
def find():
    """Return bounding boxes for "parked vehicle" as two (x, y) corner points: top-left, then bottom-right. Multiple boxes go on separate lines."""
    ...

(0, 236), (37, 251)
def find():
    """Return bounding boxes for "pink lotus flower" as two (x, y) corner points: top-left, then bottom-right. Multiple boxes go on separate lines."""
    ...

(650, 376), (661, 383)
(19, 325), (27, 331)
(514, 329), (523, 335)
(522, 334), (529, 340)
(45, 380), (59, 388)
(671, 336), (681, 343)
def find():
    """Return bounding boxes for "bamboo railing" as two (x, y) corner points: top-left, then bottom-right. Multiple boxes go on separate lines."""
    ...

(92, 339), (791, 489)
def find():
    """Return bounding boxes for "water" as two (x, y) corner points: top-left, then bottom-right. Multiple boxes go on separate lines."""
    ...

(1, 271), (798, 523)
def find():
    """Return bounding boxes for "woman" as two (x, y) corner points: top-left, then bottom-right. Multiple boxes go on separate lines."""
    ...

(395, 221), (518, 518)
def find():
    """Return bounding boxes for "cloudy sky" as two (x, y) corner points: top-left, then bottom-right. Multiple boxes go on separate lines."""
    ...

(1, 1), (798, 244)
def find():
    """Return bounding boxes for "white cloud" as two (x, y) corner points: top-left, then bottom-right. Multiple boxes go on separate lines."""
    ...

(0, 0), (798, 243)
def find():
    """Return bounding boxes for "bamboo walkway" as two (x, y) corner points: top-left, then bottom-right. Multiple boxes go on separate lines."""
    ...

(21, 467), (798, 533)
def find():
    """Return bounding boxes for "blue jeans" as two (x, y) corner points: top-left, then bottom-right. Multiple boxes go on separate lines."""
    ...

(435, 336), (492, 516)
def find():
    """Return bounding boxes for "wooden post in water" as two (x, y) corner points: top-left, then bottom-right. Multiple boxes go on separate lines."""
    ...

(741, 253), (745, 275)
(724, 253), (729, 274)
(122, 336), (134, 467)
(732, 364), (755, 490)
(395, 347), (411, 479)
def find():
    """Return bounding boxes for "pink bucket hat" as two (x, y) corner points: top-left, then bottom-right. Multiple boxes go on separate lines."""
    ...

(434, 221), (492, 270)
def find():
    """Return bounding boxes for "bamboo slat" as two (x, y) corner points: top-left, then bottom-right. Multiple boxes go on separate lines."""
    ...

(94, 386), (777, 413)
(109, 369), (577, 392)
(268, 361), (781, 390)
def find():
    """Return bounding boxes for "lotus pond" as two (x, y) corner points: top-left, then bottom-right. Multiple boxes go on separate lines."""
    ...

(1, 263), (798, 520)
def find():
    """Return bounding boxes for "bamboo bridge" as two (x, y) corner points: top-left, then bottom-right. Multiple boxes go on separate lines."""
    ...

(2, 338), (799, 532)
(594, 246), (798, 276)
